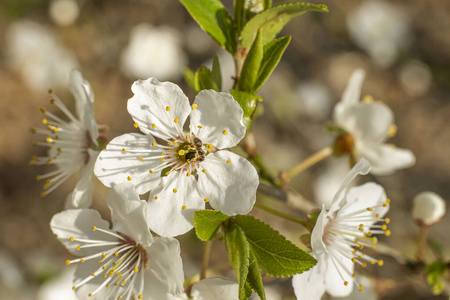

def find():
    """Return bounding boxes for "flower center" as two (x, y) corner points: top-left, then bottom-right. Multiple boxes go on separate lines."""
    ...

(66, 226), (146, 300)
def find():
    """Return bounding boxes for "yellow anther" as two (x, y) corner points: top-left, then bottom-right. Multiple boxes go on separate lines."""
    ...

(103, 274), (107, 278)
(36, 175), (42, 181)
(134, 267), (139, 272)
(99, 260), (103, 264)
(152, 124), (156, 129)
(385, 230), (391, 236)
(139, 296), (143, 299)
(371, 245), (376, 249)
(192, 104), (198, 110)
(386, 198), (391, 204)
(186, 135), (190, 140)
(127, 176), (132, 181)
(122, 148), (126, 153)
(207, 144), (213, 150)
(161, 158), (165, 162)
(375, 213), (380, 218)
(227, 159), (231, 164)
(89, 293), (93, 297)
(152, 142), (156, 147)
(352, 273), (356, 277)
(344, 281), (348, 286)
(92, 226), (97, 231)
(359, 288), (364, 292)
(72, 286), (77, 291)
(198, 125), (203, 128)
(40, 107), (46, 113)
(168, 142), (172, 146)
(102, 266), (106, 270)
(166, 106), (171, 111)
(122, 279), (126, 283)
(359, 245), (364, 249)
(382, 225), (387, 230)
(178, 150), (185, 155)
(359, 284), (364, 288)
(363, 95), (373, 103)
(46, 137), (53, 143)
(48, 88), (53, 94)
(202, 169), (207, 173)
(378, 260), (384, 266)
(385, 218), (390, 224)
(174, 118), (179, 123)
(66, 260), (71, 265)
(29, 127), (36, 134)
(149, 170), (154, 174)
(80, 259), (85, 263)
(70, 236), (75, 241)
(119, 296), (122, 299)
(367, 231), (372, 236)
(134, 122), (139, 128)
(76, 246), (81, 250)
(186, 173), (191, 177)
(91, 273), (95, 276)
(366, 207), (374, 212)
(351, 258), (356, 262)
(222, 130), (228, 135)
(139, 157), (143, 162)
(173, 189), (178, 193)
(114, 252), (119, 256)
(362, 263), (367, 268)
(371, 260), (376, 264)
(388, 124), (397, 137)
(373, 237), (378, 244)
(204, 198), (209, 202)
(182, 205), (187, 211)
(165, 171), (170, 176)
(42, 118), (48, 124)
(382, 203), (387, 207)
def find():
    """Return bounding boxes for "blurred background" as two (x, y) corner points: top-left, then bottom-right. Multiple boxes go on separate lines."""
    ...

(0, 0), (449, 299)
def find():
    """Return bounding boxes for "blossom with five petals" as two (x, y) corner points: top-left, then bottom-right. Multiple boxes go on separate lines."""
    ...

(293, 159), (391, 299)
(30, 70), (100, 208)
(94, 78), (259, 237)
(332, 69), (415, 175)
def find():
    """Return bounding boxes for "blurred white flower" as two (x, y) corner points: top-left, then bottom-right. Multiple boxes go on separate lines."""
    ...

(95, 78), (258, 237)
(36, 266), (78, 300)
(412, 191), (446, 226)
(5, 20), (78, 94)
(293, 159), (390, 299)
(347, 1), (410, 68)
(296, 81), (333, 121)
(49, 0), (80, 27)
(333, 69), (415, 175)
(120, 24), (187, 81)
(399, 61), (432, 97)
(30, 70), (100, 209)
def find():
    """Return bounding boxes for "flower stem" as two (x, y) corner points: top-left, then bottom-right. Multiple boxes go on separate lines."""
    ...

(415, 224), (428, 262)
(287, 147), (333, 180)
(200, 240), (212, 279)
(254, 202), (309, 229)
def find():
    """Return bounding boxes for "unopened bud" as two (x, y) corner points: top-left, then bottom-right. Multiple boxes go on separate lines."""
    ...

(412, 191), (446, 226)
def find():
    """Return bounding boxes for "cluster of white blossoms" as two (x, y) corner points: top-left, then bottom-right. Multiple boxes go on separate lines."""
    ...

(32, 68), (413, 299)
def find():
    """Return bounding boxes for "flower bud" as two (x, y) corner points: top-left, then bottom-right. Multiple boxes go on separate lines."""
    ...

(412, 191), (446, 226)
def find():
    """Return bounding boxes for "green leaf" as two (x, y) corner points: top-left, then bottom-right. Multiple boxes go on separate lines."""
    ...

(234, 0), (246, 35)
(179, 0), (237, 53)
(426, 260), (447, 295)
(194, 67), (219, 92)
(252, 36), (290, 93)
(239, 31), (263, 92)
(240, 2), (328, 50)
(183, 68), (196, 91)
(224, 222), (250, 299)
(234, 215), (317, 277)
(194, 210), (231, 241)
(211, 54), (222, 91)
(246, 250), (266, 300)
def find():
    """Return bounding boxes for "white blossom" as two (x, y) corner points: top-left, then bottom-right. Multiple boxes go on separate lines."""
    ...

(293, 159), (390, 299)
(50, 183), (185, 300)
(333, 69), (415, 175)
(30, 70), (100, 208)
(120, 24), (187, 81)
(94, 78), (259, 237)
(412, 191), (446, 226)
(49, 0), (80, 27)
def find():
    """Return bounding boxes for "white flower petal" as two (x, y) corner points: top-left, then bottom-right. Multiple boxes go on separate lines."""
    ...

(106, 183), (153, 246)
(338, 182), (388, 227)
(147, 172), (205, 237)
(310, 208), (328, 255)
(64, 149), (98, 209)
(190, 90), (245, 149)
(324, 252), (354, 297)
(333, 69), (365, 125)
(342, 102), (393, 144)
(94, 133), (162, 194)
(197, 151), (258, 215)
(128, 78), (190, 140)
(72, 259), (109, 300)
(69, 70), (98, 143)
(292, 259), (327, 300)
(191, 278), (239, 300)
(329, 159), (371, 214)
(50, 209), (113, 256)
(358, 143), (415, 175)
(143, 237), (185, 300)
